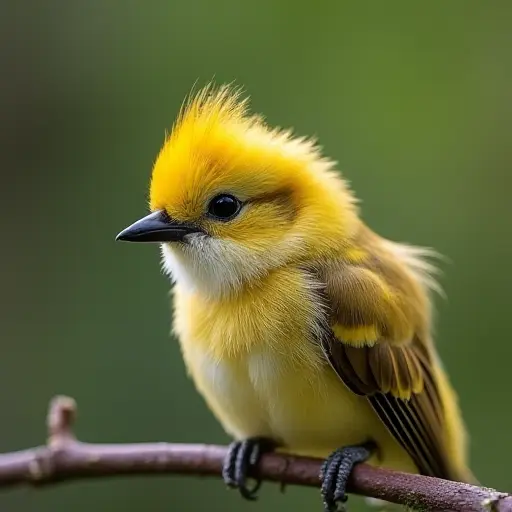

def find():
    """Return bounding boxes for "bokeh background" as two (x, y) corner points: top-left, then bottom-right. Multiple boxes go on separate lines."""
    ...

(1, 1), (511, 511)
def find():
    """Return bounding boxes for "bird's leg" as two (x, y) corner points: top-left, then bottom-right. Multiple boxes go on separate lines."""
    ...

(320, 442), (375, 512)
(222, 437), (277, 500)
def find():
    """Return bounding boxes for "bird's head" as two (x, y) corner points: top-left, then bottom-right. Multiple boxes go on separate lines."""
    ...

(117, 84), (360, 297)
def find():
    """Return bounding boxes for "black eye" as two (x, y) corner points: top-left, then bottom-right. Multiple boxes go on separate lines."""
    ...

(207, 194), (242, 220)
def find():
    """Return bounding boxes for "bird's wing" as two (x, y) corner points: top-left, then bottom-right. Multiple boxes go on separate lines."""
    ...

(321, 334), (454, 479)
(318, 259), (456, 480)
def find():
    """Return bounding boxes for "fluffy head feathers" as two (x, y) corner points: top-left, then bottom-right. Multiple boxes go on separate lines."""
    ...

(149, 83), (357, 223)
(148, 83), (438, 299)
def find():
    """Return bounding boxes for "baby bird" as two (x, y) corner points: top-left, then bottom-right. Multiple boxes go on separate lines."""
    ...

(116, 84), (475, 511)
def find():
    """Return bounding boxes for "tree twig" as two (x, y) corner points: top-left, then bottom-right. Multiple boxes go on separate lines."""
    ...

(0, 396), (510, 511)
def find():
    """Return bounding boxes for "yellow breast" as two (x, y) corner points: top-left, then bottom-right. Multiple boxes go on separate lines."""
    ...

(172, 266), (416, 471)
(173, 267), (323, 442)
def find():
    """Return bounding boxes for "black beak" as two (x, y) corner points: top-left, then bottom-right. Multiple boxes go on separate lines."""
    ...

(115, 210), (201, 243)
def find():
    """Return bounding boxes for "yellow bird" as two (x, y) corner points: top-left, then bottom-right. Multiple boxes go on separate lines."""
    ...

(116, 84), (475, 511)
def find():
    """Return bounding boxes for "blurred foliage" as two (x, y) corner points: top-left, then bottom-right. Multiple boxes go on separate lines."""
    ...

(1, 1), (511, 511)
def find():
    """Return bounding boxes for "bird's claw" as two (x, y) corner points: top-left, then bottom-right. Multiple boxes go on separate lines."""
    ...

(222, 437), (276, 501)
(320, 443), (374, 512)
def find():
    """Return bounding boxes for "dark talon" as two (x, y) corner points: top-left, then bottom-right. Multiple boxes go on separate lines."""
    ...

(221, 442), (239, 487)
(222, 437), (276, 501)
(320, 442), (375, 512)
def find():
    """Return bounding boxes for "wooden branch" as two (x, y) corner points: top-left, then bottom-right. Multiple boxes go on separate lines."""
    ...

(0, 396), (510, 511)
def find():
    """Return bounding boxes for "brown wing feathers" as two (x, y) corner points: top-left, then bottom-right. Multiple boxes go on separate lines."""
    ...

(321, 335), (455, 480)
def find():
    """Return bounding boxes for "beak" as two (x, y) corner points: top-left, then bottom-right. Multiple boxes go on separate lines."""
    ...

(115, 210), (201, 243)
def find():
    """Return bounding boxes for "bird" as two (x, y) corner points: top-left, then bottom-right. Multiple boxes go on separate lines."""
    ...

(116, 83), (476, 511)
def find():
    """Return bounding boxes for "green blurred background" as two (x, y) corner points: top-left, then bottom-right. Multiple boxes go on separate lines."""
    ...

(1, 1), (511, 510)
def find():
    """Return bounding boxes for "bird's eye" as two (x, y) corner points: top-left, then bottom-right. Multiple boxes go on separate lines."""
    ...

(207, 194), (242, 220)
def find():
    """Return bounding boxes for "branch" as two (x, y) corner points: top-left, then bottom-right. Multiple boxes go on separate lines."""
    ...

(0, 397), (510, 511)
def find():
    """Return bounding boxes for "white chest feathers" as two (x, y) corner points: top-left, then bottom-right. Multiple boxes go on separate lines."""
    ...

(160, 239), (283, 299)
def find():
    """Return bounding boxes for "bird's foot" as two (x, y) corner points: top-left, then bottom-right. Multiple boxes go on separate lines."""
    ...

(222, 437), (277, 501)
(320, 442), (375, 512)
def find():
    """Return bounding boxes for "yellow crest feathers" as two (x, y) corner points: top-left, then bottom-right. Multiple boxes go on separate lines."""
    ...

(164, 82), (333, 169)
(149, 82), (359, 224)
(171, 83), (258, 139)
